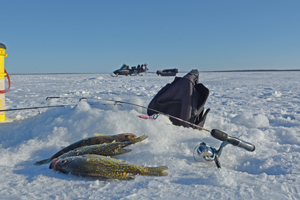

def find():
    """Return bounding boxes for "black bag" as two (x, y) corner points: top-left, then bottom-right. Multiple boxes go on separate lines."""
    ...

(147, 69), (210, 128)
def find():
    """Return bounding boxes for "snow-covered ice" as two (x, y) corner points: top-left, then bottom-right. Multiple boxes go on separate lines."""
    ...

(1, 71), (300, 199)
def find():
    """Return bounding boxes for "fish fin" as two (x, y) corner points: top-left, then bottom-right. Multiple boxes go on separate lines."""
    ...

(143, 166), (168, 176)
(34, 158), (52, 166)
(102, 174), (134, 180)
(94, 133), (109, 136)
(94, 133), (113, 136)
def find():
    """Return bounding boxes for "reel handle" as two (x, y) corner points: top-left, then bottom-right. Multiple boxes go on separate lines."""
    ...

(211, 129), (255, 152)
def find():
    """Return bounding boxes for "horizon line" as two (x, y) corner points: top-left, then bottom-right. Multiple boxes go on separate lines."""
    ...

(8, 69), (300, 75)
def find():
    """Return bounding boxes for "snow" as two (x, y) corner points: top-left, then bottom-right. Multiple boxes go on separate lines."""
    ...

(1, 71), (300, 199)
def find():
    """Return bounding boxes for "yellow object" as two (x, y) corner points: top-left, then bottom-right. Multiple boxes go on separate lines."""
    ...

(0, 43), (8, 122)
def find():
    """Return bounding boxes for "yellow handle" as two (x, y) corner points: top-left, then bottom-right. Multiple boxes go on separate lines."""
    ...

(0, 73), (7, 79)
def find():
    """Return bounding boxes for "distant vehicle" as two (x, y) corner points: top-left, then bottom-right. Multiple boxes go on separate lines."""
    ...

(111, 64), (148, 77)
(156, 68), (178, 76)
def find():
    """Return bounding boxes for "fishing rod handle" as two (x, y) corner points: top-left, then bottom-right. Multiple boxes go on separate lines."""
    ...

(227, 136), (255, 152)
(211, 129), (255, 152)
(211, 129), (228, 141)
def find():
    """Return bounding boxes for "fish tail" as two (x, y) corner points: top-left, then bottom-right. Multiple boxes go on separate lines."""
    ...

(143, 166), (168, 176)
(34, 158), (52, 165)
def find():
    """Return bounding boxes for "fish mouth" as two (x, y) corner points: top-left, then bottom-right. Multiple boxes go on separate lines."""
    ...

(49, 158), (61, 171)
(119, 133), (136, 141)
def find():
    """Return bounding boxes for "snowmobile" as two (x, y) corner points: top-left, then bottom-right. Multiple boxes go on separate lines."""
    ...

(156, 68), (178, 76)
(111, 64), (148, 77)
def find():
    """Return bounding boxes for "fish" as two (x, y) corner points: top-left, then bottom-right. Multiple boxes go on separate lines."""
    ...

(50, 154), (168, 180)
(58, 135), (148, 159)
(34, 133), (136, 165)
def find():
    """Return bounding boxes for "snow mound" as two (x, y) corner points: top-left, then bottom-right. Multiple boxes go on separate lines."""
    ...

(231, 113), (270, 128)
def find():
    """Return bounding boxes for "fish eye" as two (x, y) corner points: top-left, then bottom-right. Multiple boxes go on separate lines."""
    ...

(62, 160), (68, 165)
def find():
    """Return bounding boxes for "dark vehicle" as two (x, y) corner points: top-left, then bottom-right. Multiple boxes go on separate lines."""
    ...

(156, 68), (178, 76)
(111, 64), (148, 77)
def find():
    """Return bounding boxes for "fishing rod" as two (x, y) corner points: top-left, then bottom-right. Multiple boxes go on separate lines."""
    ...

(46, 96), (255, 153)
(0, 104), (78, 113)
(47, 96), (211, 130)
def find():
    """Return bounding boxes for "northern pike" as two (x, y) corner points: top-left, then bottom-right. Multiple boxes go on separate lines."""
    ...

(50, 154), (168, 180)
(34, 133), (136, 165)
(58, 135), (148, 159)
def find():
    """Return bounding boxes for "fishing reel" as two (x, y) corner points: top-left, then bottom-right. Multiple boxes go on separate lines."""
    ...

(194, 129), (255, 168)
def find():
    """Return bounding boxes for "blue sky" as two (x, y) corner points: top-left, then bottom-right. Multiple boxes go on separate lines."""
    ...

(1, 0), (300, 74)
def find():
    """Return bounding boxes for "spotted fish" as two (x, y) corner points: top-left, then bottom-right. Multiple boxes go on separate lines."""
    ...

(34, 133), (136, 165)
(58, 135), (148, 159)
(50, 154), (168, 180)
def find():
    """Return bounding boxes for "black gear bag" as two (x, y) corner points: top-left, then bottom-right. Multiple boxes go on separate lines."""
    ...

(147, 69), (210, 128)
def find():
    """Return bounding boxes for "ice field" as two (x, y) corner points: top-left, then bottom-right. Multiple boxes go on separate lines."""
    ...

(1, 71), (300, 199)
